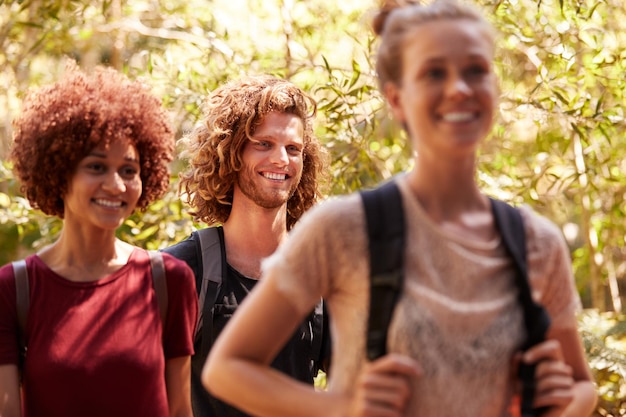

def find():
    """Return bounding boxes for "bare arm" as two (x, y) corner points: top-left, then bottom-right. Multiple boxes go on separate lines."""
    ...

(165, 356), (192, 417)
(523, 327), (597, 417)
(202, 278), (421, 417)
(0, 365), (21, 417)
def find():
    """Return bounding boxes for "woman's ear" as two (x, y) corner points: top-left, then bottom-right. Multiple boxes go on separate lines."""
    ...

(383, 82), (405, 123)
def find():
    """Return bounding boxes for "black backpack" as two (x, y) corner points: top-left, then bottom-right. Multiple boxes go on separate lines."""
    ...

(188, 226), (326, 365)
(360, 180), (551, 417)
(164, 227), (327, 417)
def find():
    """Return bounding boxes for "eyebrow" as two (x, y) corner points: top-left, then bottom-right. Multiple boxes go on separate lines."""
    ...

(250, 134), (279, 140)
(422, 53), (489, 63)
(86, 151), (139, 163)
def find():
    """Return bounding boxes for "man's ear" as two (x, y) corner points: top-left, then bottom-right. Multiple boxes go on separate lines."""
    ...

(383, 82), (405, 123)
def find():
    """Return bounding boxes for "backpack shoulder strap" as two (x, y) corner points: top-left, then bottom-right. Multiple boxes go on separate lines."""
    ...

(310, 299), (326, 372)
(149, 250), (168, 325)
(490, 199), (552, 344)
(13, 259), (29, 364)
(194, 226), (226, 358)
(490, 199), (551, 417)
(13, 260), (29, 335)
(360, 180), (405, 361)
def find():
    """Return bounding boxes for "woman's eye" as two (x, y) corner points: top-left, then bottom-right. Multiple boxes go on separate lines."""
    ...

(466, 65), (488, 77)
(121, 166), (139, 178)
(86, 163), (105, 173)
(426, 68), (446, 80)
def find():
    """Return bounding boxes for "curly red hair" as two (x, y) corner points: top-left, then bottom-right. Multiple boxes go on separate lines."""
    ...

(10, 61), (175, 218)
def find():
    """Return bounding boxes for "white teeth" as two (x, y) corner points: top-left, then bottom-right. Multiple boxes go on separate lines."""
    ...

(263, 172), (287, 180)
(95, 199), (122, 208)
(442, 112), (474, 122)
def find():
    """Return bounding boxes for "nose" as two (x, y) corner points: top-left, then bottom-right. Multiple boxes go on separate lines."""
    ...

(446, 75), (472, 99)
(269, 146), (289, 167)
(102, 172), (126, 193)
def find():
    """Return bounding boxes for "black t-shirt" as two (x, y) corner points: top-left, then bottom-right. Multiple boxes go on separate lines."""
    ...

(163, 231), (329, 417)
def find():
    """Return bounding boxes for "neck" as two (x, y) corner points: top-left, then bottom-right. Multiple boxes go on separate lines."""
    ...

(37, 228), (134, 282)
(402, 161), (495, 243)
(406, 154), (487, 221)
(222, 199), (289, 279)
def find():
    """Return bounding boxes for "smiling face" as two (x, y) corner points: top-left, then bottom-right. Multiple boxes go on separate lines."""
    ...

(384, 18), (498, 159)
(235, 111), (305, 209)
(63, 139), (142, 231)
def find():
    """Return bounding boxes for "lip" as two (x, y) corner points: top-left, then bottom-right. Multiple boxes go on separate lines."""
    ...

(438, 110), (480, 123)
(260, 171), (290, 181)
(93, 198), (126, 208)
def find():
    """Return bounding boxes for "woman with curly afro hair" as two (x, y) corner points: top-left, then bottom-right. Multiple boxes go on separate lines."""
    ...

(0, 61), (197, 417)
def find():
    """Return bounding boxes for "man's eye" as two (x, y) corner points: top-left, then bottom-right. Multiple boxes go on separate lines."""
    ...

(287, 146), (302, 154)
(251, 140), (270, 148)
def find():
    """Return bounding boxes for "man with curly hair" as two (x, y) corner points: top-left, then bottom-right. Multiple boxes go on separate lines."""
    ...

(0, 61), (197, 417)
(163, 74), (329, 417)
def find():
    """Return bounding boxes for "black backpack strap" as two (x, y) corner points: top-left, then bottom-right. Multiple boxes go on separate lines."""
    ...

(490, 199), (551, 417)
(149, 251), (168, 325)
(310, 299), (325, 372)
(360, 180), (405, 361)
(13, 259), (29, 372)
(194, 226), (226, 359)
(318, 300), (332, 373)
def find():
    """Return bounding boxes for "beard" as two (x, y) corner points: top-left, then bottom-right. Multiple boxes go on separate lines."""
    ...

(236, 165), (300, 209)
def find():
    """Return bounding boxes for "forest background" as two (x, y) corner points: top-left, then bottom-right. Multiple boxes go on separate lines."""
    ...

(1, 0), (626, 414)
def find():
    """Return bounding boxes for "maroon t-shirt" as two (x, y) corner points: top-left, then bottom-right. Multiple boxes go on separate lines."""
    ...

(0, 249), (197, 417)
